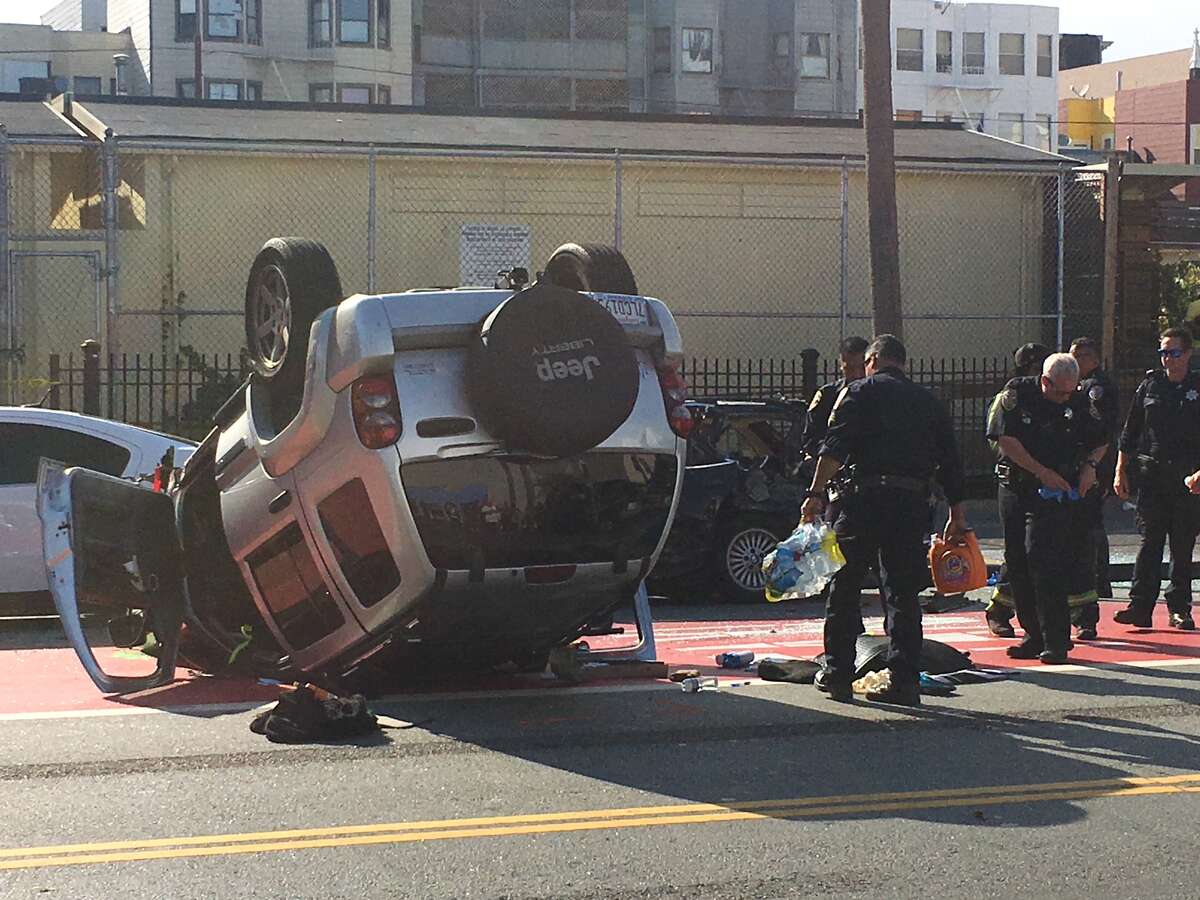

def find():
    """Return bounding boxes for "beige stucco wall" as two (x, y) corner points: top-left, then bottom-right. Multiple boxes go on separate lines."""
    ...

(7, 145), (1049, 399)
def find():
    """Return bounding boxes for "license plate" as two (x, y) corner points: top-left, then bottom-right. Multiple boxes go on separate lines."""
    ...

(591, 292), (650, 327)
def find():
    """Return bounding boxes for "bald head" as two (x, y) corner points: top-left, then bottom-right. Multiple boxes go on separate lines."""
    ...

(1040, 353), (1079, 404)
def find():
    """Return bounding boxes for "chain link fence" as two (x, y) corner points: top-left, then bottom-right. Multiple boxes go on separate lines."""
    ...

(2, 135), (1105, 432)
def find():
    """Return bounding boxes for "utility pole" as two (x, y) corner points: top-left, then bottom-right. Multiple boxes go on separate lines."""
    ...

(861, 0), (903, 339)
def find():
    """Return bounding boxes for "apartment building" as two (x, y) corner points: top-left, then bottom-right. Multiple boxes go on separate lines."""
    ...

(0, 21), (134, 95)
(862, 0), (1059, 150)
(30, 0), (857, 116)
(1058, 32), (1200, 169)
(36, 0), (414, 103)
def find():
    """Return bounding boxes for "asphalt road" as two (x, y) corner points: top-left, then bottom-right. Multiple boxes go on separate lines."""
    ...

(3, 600), (1200, 900)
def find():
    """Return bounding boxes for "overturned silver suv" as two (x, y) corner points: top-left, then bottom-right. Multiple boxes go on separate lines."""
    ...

(40, 239), (691, 693)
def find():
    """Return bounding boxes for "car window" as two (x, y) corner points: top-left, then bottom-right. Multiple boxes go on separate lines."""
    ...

(246, 522), (346, 650)
(0, 423), (132, 485)
(317, 479), (400, 608)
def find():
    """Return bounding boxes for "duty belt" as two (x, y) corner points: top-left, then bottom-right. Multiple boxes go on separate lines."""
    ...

(996, 460), (1038, 492)
(848, 473), (933, 495)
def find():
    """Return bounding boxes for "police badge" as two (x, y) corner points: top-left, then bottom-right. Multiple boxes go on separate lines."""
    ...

(1187, 390), (1198, 402)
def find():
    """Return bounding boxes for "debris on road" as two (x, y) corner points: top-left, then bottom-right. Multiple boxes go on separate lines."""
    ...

(249, 685), (378, 744)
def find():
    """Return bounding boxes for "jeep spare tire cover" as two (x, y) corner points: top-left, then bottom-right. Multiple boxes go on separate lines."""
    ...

(467, 281), (640, 458)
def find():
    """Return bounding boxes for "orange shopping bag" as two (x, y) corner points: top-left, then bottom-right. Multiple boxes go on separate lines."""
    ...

(928, 531), (988, 595)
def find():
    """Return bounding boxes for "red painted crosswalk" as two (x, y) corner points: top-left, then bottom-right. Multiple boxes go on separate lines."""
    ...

(2, 603), (1196, 718)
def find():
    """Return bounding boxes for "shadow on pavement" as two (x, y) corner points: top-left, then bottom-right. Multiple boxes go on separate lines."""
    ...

(364, 656), (1200, 832)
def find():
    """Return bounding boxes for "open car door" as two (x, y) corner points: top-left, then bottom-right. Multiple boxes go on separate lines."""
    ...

(38, 460), (185, 694)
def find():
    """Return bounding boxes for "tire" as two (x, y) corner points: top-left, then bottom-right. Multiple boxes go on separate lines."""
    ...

(543, 243), (638, 295)
(244, 238), (343, 401)
(717, 514), (790, 605)
(466, 280), (639, 458)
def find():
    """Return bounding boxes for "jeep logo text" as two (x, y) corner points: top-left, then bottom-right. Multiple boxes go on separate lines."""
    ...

(536, 355), (602, 383)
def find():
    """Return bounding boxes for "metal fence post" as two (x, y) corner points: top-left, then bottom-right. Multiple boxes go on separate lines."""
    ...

(367, 145), (377, 294)
(614, 149), (623, 251)
(101, 129), (121, 361)
(81, 339), (100, 415)
(48, 353), (61, 409)
(0, 125), (10, 405)
(800, 347), (819, 397)
(839, 156), (850, 345)
(1057, 164), (1066, 350)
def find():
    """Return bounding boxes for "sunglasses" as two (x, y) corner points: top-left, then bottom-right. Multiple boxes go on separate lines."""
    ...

(1160, 348), (1186, 359)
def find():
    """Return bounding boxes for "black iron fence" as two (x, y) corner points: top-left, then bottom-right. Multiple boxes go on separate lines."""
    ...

(45, 342), (248, 440)
(40, 348), (1138, 495)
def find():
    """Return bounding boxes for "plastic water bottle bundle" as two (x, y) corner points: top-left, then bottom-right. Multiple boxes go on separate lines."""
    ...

(762, 521), (847, 603)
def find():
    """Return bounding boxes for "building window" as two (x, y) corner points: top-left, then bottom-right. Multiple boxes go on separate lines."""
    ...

(206, 0), (240, 39)
(338, 0), (371, 44)
(245, 0), (261, 44)
(338, 83), (373, 103)
(176, 0), (196, 41)
(1036, 113), (1052, 151)
(377, 84), (390, 104)
(246, 79), (263, 101)
(936, 30), (952, 73)
(969, 111), (984, 131)
(413, 22), (421, 62)
(998, 112), (1024, 144)
(207, 78), (241, 100)
(896, 28), (923, 72)
(309, 82), (333, 102)
(652, 26), (671, 74)
(310, 0), (331, 47)
(963, 32), (985, 74)
(896, 109), (923, 122)
(798, 33), (829, 78)
(1192, 126), (1200, 164)
(176, 78), (196, 98)
(680, 27), (712, 74)
(772, 32), (791, 63)
(999, 33), (1025, 76)
(74, 75), (102, 94)
(377, 0), (390, 47)
(1037, 34), (1053, 77)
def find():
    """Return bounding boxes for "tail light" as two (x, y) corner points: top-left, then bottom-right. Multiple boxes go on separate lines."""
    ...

(657, 363), (693, 439)
(351, 374), (402, 449)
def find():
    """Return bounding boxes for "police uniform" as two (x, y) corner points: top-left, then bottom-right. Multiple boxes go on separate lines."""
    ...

(800, 377), (868, 635)
(988, 377), (1106, 656)
(801, 379), (846, 463)
(984, 388), (1018, 631)
(1068, 368), (1120, 628)
(1118, 368), (1200, 621)
(818, 367), (964, 690)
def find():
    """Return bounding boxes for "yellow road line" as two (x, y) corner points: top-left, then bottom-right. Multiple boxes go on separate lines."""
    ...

(4, 774), (1200, 872)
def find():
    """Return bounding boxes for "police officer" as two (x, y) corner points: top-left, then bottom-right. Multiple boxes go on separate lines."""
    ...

(800, 335), (967, 707)
(989, 354), (1109, 663)
(1113, 327), (1200, 631)
(800, 336), (869, 465)
(984, 342), (1051, 637)
(1068, 337), (1119, 640)
(798, 337), (870, 635)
